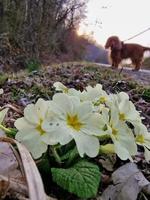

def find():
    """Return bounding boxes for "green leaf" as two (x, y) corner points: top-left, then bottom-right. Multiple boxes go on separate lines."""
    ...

(60, 146), (78, 161)
(51, 160), (101, 198)
(6, 128), (17, 138)
(37, 157), (51, 174)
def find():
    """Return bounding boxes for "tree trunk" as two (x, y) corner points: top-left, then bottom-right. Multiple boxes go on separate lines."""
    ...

(0, 0), (46, 59)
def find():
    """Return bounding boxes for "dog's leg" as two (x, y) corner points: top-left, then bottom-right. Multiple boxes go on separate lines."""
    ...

(133, 64), (141, 71)
(114, 62), (119, 69)
(132, 60), (142, 71)
(111, 62), (119, 69)
(111, 62), (116, 68)
(110, 51), (121, 69)
(131, 59), (140, 71)
(111, 57), (120, 69)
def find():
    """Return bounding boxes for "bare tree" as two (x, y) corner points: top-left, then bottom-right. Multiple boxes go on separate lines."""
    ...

(0, 0), (87, 64)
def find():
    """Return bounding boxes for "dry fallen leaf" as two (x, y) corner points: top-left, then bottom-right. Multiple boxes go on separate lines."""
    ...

(99, 162), (150, 200)
(0, 130), (27, 199)
(98, 155), (116, 171)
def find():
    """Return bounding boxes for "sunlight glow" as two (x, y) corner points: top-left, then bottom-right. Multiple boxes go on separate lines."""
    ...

(78, 0), (150, 47)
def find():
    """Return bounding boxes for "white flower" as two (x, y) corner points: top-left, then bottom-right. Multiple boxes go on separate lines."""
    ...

(81, 84), (109, 104)
(43, 93), (102, 158)
(15, 98), (56, 159)
(134, 124), (150, 161)
(100, 107), (137, 161)
(107, 92), (141, 125)
(109, 92), (129, 103)
(53, 82), (109, 105)
(0, 89), (4, 95)
(0, 108), (8, 124)
(53, 82), (69, 93)
(0, 107), (9, 133)
(53, 82), (83, 98)
(81, 84), (102, 101)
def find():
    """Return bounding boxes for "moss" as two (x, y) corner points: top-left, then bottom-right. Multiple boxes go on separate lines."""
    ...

(11, 86), (25, 101)
(26, 59), (41, 72)
(142, 88), (150, 102)
(30, 84), (53, 100)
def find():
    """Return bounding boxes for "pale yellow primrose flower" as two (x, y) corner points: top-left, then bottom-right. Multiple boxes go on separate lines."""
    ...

(81, 84), (102, 101)
(0, 88), (7, 126)
(100, 107), (137, 161)
(69, 83), (109, 112)
(43, 93), (103, 158)
(100, 144), (115, 154)
(0, 108), (9, 134)
(109, 91), (129, 104)
(0, 89), (4, 95)
(53, 82), (109, 105)
(107, 92), (141, 125)
(53, 82), (69, 93)
(53, 81), (82, 98)
(15, 98), (57, 159)
(0, 108), (8, 123)
(134, 124), (150, 161)
(80, 84), (109, 104)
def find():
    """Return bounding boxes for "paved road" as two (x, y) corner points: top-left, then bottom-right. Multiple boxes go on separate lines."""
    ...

(97, 63), (150, 85)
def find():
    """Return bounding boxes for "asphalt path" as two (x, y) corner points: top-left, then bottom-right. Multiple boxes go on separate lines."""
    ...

(97, 63), (150, 85)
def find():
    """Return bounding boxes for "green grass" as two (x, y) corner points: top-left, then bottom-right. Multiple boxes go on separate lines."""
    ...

(26, 58), (41, 72)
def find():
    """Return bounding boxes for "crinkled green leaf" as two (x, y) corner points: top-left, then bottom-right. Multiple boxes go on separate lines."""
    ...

(51, 160), (101, 198)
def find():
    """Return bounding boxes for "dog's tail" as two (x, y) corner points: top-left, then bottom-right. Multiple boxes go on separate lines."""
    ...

(143, 47), (150, 51)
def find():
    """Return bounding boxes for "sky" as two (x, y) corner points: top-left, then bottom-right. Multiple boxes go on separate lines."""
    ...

(78, 0), (150, 48)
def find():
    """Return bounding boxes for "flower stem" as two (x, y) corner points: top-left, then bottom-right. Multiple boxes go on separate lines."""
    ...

(0, 124), (12, 134)
(66, 147), (78, 166)
(98, 134), (111, 141)
(51, 147), (62, 164)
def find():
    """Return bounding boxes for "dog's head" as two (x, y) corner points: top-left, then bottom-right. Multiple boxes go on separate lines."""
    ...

(105, 36), (122, 50)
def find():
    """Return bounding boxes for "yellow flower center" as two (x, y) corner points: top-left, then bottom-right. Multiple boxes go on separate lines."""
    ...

(36, 119), (45, 135)
(67, 114), (83, 131)
(136, 134), (145, 144)
(100, 96), (107, 103)
(119, 112), (126, 121)
(63, 88), (69, 93)
(112, 128), (118, 136)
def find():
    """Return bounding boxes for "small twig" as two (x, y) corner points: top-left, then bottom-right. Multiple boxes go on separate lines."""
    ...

(0, 175), (28, 196)
(142, 113), (150, 121)
(0, 137), (15, 144)
(2, 104), (23, 115)
(118, 66), (124, 75)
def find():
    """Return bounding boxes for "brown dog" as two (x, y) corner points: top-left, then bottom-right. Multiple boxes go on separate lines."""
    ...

(105, 36), (150, 71)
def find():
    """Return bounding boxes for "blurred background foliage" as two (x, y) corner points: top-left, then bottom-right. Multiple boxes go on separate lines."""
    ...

(0, 0), (108, 71)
